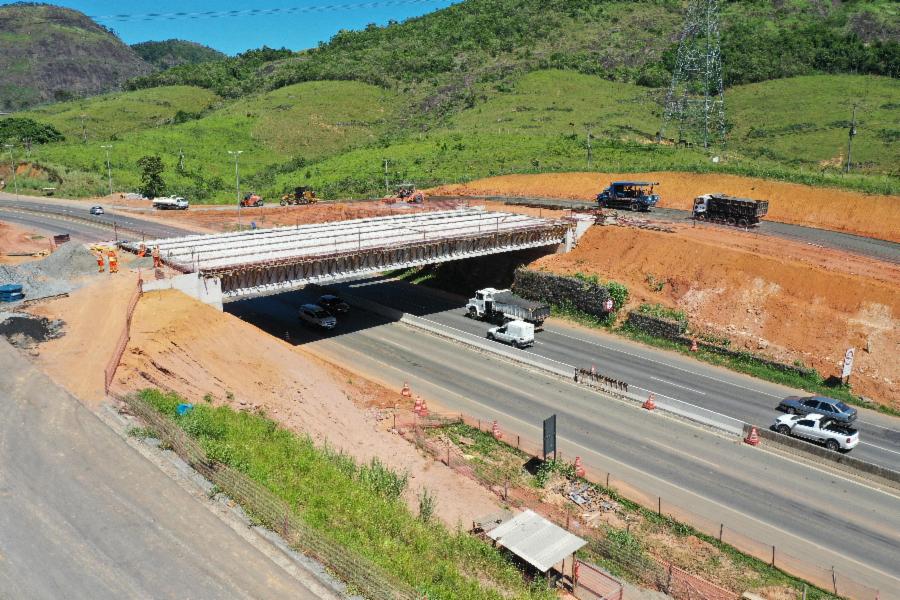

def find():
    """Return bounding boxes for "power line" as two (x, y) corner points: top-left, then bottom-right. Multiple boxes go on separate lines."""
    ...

(0, 0), (454, 25)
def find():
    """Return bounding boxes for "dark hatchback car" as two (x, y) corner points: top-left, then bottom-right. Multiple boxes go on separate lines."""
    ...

(318, 294), (350, 314)
(777, 395), (858, 423)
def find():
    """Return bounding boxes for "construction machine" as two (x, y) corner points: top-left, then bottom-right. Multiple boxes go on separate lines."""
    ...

(240, 192), (264, 208)
(383, 183), (424, 204)
(280, 186), (317, 206)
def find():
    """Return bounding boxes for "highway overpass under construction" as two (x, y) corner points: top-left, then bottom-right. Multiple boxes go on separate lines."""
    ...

(127, 208), (576, 307)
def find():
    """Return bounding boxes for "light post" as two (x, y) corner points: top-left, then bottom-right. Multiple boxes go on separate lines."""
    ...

(3, 144), (19, 200)
(101, 144), (113, 196)
(228, 150), (243, 230)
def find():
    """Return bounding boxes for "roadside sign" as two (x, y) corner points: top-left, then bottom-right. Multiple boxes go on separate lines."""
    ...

(603, 298), (614, 312)
(841, 348), (855, 379)
(543, 414), (557, 460)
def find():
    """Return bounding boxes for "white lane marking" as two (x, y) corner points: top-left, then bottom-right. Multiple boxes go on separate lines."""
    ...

(649, 376), (707, 395)
(858, 419), (900, 435)
(550, 328), (782, 398)
(860, 442), (900, 457)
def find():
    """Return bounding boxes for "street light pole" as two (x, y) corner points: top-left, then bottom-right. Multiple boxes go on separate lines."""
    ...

(101, 144), (113, 196)
(228, 150), (243, 230)
(3, 144), (19, 200)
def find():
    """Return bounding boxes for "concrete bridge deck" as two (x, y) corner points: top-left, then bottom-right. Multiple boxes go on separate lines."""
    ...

(128, 209), (572, 305)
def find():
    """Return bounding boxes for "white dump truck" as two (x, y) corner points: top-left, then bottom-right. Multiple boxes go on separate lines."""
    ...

(152, 196), (189, 210)
(466, 288), (550, 327)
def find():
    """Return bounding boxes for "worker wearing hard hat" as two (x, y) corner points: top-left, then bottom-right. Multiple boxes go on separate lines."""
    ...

(107, 248), (118, 274)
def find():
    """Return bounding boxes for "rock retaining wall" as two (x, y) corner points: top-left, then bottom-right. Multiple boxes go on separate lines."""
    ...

(512, 269), (612, 318)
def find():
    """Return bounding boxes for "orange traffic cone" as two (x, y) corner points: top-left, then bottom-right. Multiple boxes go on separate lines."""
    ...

(413, 396), (423, 415)
(492, 420), (502, 440)
(574, 456), (585, 478)
(690, 339), (698, 352)
(744, 426), (760, 446)
(419, 400), (429, 418)
(642, 393), (657, 411)
(401, 382), (411, 397)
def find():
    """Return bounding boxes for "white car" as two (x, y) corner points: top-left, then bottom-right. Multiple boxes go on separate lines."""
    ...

(298, 304), (336, 330)
(89, 205), (104, 215)
(773, 413), (859, 452)
(486, 319), (534, 349)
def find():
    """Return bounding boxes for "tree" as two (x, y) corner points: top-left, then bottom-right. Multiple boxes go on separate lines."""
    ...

(137, 155), (166, 198)
(0, 118), (64, 145)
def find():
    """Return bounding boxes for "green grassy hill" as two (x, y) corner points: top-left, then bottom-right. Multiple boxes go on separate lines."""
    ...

(21, 81), (398, 198)
(131, 40), (226, 70)
(0, 4), (154, 110)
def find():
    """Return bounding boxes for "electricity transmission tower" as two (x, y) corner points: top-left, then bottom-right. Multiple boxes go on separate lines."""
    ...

(661, 0), (726, 149)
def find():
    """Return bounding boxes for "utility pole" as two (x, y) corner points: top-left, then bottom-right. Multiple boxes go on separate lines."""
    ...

(178, 148), (185, 172)
(586, 127), (593, 169)
(383, 158), (389, 195)
(228, 150), (243, 230)
(80, 114), (87, 143)
(845, 104), (858, 173)
(3, 144), (19, 200)
(101, 145), (113, 196)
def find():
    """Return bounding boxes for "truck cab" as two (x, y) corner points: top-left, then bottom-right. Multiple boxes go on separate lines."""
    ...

(597, 181), (660, 212)
(487, 320), (535, 349)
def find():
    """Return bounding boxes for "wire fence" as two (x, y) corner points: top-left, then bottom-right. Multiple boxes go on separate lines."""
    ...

(116, 391), (421, 600)
(574, 559), (624, 600)
(397, 409), (880, 600)
(103, 277), (142, 394)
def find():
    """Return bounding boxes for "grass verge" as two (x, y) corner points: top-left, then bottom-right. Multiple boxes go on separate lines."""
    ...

(427, 421), (842, 599)
(137, 388), (555, 600)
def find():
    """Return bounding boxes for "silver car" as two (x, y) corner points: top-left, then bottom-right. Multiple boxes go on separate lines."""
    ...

(298, 304), (336, 330)
(89, 205), (104, 215)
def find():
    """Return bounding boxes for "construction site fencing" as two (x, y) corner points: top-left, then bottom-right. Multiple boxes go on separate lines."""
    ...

(574, 559), (624, 600)
(116, 391), (420, 600)
(103, 277), (142, 394)
(399, 410), (880, 600)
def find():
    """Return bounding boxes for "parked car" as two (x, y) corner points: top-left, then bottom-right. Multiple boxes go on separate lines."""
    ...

(777, 395), (857, 423)
(318, 294), (350, 314)
(298, 304), (336, 329)
(89, 205), (104, 215)
(486, 320), (535, 349)
(772, 413), (859, 452)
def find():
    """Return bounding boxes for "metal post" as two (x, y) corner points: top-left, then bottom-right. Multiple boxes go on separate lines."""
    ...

(718, 523), (723, 542)
(228, 150), (243, 230)
(80, 114), (87, 142)
(101, 144), (113, 196)
(383, 158), (389, 195)
(658, 497), (661, 516)
(831, 567), (837, 595)
(3, 144), (18, 200)
(846, 104), (857, 173)
(771, 545), (775, 567)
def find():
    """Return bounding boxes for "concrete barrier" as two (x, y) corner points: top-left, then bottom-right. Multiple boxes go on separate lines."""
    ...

(743, 423), (900, 492)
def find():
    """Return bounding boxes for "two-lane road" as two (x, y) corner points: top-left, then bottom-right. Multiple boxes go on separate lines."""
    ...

(334, 277), (900, 470)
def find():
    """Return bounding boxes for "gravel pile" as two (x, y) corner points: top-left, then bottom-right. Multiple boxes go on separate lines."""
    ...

(0, 242), (99, 302)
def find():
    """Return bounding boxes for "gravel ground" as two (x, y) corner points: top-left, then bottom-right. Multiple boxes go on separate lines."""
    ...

(0, 242), (98, 302)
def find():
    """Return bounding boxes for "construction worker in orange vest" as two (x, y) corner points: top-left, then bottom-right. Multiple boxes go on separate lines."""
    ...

(96, 250), (105, 273)
(107, 248), (118, 273)
(151, 245), (161, 268)
(138, 243), (147, 257)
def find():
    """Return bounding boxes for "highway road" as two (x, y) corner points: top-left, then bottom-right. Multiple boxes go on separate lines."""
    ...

(446, 195), (900, 264)
(0, 340), (326, 600)
(331, 277), (900, 470)
(226, 288), (900, 597)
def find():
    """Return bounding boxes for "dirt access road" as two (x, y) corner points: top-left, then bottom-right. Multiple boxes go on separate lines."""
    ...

(431, 172), (900, 242)
(0, 339), (324, 600)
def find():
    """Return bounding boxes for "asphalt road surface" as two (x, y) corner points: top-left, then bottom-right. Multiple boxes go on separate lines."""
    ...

(448, 195), (900, 264)
(0, 194), (194, 240)
(331, 277), (900, 470)
(0, 340), (323, 600)
(225, 288), (900, 597)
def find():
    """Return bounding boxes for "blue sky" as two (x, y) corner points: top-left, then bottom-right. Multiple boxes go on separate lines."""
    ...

(7, 0), (460, 55)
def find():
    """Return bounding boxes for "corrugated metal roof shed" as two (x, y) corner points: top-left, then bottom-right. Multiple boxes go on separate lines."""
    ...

(487, 509), (586, 573)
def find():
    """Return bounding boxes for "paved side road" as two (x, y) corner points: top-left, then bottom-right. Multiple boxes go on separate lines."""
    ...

(0, 340), (323, 600)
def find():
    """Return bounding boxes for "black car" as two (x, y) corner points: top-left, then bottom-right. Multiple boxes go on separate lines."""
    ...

(318, 294), (350, 314)
(777, 395), (858, 423)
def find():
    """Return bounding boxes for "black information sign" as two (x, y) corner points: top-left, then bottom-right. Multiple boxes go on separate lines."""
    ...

(542, 414), (557, 460)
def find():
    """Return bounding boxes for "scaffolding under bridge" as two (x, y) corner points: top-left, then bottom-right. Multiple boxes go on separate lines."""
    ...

(125, 209), (573, 304)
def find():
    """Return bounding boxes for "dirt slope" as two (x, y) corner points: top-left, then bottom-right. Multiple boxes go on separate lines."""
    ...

(431, 172), (900, 242)
(115, 290), (499, 526)
(532, 225), (900, 407)
(0, 221), (49, 264)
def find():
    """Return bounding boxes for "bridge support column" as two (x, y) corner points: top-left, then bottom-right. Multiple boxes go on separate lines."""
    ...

(142, 273), (224, 311)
